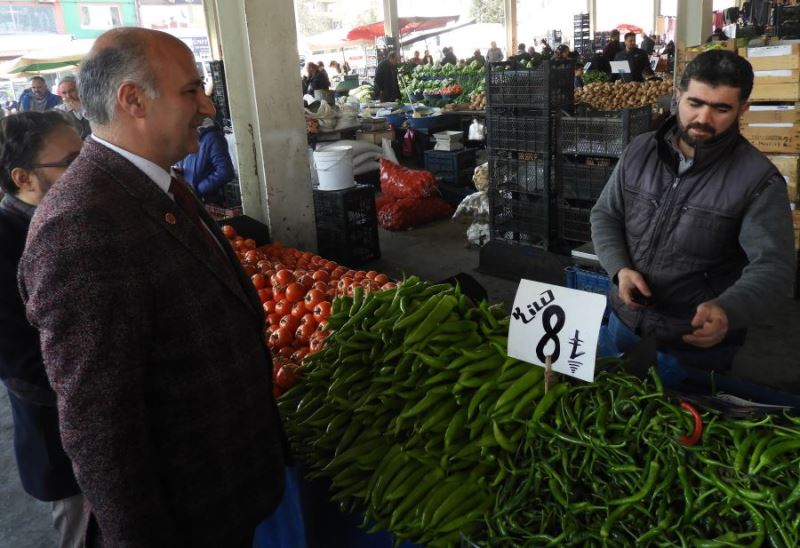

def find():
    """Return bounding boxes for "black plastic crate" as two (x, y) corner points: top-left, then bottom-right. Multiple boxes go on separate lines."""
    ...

(487, 111), (555, 154)
(559, 106), (651, 158)
(558, 202), (593, 243)
(486, 61), (574, 110)
(224, 180), (241, 206)
(313, 185), (380, 265)
(424, 148), (478, 185)
(559, 156), (617, 201)
(489, 189), (555, 248)
(490, 150), (553, 196)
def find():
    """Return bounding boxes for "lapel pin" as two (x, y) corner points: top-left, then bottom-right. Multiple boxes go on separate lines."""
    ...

(165, 212), (177, 225)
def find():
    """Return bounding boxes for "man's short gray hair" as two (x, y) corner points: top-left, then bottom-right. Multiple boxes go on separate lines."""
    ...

(30, 76), (45, 84)
(79, 29), (158, 126)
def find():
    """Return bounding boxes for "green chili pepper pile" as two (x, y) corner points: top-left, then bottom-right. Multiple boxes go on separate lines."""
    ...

(278, 279), (800, 547)
(485, 367), (800, 547)
(278, 278), (558, 546)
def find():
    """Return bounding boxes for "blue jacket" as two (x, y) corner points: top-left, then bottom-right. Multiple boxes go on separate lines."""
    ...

(179, 125), (235, 204)
(20, 90), (62, 112)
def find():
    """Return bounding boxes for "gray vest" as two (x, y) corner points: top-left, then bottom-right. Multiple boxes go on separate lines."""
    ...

(610, 117), (780, 345)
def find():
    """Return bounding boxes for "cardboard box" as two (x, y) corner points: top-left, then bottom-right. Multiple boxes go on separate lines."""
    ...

(741, 104), (800, 153)
(739, 44), (800, 70)
(356, 129), (393, 145)
(793, 209), (800, 250)
(767, 154), (800, 202)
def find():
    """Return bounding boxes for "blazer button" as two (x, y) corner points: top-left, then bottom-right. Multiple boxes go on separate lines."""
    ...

(165, 212), (177, 225)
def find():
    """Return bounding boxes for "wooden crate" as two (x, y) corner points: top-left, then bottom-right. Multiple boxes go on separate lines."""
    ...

(739, 44), (800, 70)
(794, 208), (800, 251)
(742, 104), (800, 124)
(767, 154), (800, 202)
(751, 74), (800, 102)
(742, 104), (800, 153)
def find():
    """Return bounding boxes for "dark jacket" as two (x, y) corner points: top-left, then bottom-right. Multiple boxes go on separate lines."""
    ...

(20, 91), (62, 112)
(307, 70), (330, 94)
(603, 39), (622, 61)
(614, 47), (650, 82)
(19, 138), (287, 547)
(442, 51), (458, 65)
(591, 117), (796, 345)
(641, 35), (655, 54)
(0, 194), (81, 501)
(373, 59), (400, 102)
(178, 124), (235, 204)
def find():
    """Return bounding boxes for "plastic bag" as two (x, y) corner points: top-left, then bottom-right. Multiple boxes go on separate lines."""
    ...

(382, 138), (399, 164)
(452, 191), (489, 221)
(377, 196), (453, 231)
(402, 128), (415, 158)
(472, 162), (489, 192)
(465, 221), (490, 246)
(468, 118), (486, 141)
(379, 159), (437, 199)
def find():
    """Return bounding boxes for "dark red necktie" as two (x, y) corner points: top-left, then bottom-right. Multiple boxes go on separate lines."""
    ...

(169, 177), (234, 273)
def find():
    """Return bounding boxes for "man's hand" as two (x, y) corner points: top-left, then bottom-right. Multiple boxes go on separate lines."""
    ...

(683, 302), (728, 348)
(617, 268), (653, 309)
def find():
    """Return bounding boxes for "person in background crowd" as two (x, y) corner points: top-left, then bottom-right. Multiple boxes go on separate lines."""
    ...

(422, 50), (434, 65)
(486, 41), (503, 63)
(305, 61), (330, 94)
(177, 117), (235, 205)
(0, 111), (87, 548)
(707, 27), (729, 43)
(328, 60), (342, 77)
(591, 50), (796, 378)
(3, 96), (18, 114)
(539, 38), (554, 58)
(574, 63), (585, 88)
(469, 48), (486, 65)
(603, 29), (622, 62)
(410, 50), (423, 65)
(442, 47), (458, 65)
(373, 50), (401, 102)
(642, 66), (663, 82)
(615, 31), (650, 82)
(54, 76), (91, 139)
(641, 33), (656, 55)
(515, 43), (531, 63)
(555, 44), (572, 61)
(19, 27), (288, 547)
(20, 77), (62, 112)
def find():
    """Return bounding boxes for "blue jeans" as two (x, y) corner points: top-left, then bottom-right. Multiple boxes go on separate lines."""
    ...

(601, 312), (740, 388)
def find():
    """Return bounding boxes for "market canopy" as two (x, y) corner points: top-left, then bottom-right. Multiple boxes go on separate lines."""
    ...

(1, 39), (94, 76)
(346, 16), (460, 41)
(303, 29), (372, 53)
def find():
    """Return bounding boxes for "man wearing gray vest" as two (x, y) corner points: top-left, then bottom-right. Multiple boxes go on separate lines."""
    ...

(591, 50), (796, 373)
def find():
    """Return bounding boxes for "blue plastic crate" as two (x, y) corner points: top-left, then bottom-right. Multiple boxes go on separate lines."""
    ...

(565, 266), (611, 318)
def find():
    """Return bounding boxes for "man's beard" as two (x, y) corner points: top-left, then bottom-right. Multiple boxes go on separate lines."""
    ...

(676, 116), (737, 147)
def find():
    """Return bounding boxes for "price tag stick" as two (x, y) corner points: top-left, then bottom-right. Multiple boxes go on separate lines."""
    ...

(544, 354), (553, 394)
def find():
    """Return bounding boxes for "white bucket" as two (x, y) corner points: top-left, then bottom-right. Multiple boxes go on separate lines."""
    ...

(314, 146), (355, 191)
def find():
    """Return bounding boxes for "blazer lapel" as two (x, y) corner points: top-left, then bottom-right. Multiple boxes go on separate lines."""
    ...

(83, 140), (261, 318)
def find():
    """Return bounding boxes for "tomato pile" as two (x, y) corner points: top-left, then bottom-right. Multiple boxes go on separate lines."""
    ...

(222, 225), (395, 397)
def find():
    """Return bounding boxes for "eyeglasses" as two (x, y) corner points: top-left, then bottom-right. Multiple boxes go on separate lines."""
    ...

(26, 154), (79, 170)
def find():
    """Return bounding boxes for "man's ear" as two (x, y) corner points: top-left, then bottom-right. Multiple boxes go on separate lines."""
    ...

(117, 82), (147, 118)
(740, 101), (751, 116)
(10, 167), (33, 193)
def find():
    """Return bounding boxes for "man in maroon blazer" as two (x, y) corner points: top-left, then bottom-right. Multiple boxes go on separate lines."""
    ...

(19, 28), (286, 547)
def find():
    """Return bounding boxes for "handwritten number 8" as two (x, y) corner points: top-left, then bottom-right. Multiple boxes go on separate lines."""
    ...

(536, 305), (565, 363)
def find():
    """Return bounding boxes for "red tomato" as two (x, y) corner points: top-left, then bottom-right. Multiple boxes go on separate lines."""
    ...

(381, 282), (397, 291)
(365, 270), (378, 280)
(244, 264), (257, 276)
(285, 282), (305, 303)
(251, 273), (267, 289)
(304, 288), (325, 311)
(257, 288), (272, 303)
(263, 300), (276, 314)
(273, 289), (286, 302)
(299, 313), (317, 327)
(279, 314), (299, 332)
(276, 365), (297, 390)
(313, 301), (331, 323)
(277, 346), (294, 359)
(268, 326), (293, 349)
(291, 347), (310, 363)
(290, 301), (307, 320)
(316, 319), (329, 332)
(312, 270), (330, 283)
(222, 225), (237, 239)
(266, 312), (281, 326)
(374, 274), (390, 285)
(312, 281), (328, 293)
(297, 274), (314, 290)
(309, 334), (326, 353)
(337, 277), (353, 293)
(295, 322), (316, 344)
(274, 269), (294, 286)
(274, 299), (291, 317)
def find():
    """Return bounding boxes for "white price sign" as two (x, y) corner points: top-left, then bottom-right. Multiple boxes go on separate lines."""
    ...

(507, 280), (606, 382)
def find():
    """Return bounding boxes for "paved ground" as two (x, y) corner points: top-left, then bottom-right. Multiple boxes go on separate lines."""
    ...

(1, 216), (798, 546)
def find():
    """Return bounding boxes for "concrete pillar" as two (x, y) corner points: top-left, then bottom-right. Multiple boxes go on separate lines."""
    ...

(201, 0), (223, 60)
(589, 0), (597, 37)
(653, 0), (661, 36)
(212, 0), (315, 250)
(676, 0), (712, 50)
(505, 0), (517, 56)
(383, 0), (399, 50)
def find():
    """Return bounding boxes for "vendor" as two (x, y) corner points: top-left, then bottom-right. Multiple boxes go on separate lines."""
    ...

(373, 51), (400, 102)
(305, 62), (330, 95)
(614, 32), (649, 82)
(591, 50), (796, 375)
